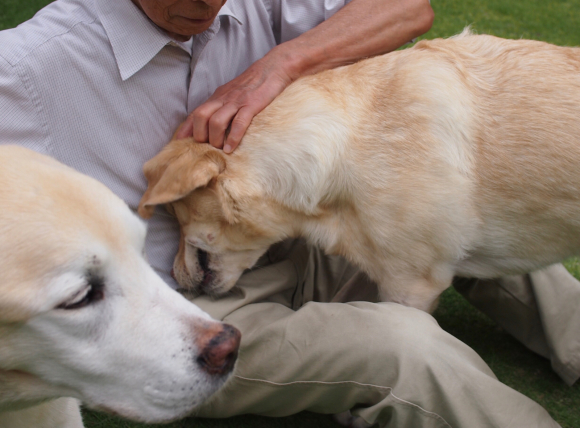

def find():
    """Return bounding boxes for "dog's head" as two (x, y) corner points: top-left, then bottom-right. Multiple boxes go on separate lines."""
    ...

(0, 146), (240, 423)
(138, 139), (291, 296)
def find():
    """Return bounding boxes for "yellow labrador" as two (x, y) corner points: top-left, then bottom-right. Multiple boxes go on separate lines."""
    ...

(139, 30), (580, 313)
(0, 146), (240, 428)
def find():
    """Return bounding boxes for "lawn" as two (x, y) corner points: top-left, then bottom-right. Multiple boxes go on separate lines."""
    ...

(1, 0), (579, 427)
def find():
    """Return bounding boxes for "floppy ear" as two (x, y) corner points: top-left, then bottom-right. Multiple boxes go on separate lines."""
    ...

(215, 181), (239, 224)
(138, 147), (226, 219)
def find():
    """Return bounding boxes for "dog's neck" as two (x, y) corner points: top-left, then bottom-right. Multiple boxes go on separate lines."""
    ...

(218, 80), (363, 256)
(221, 113), (358, 256)
(231, 102), (354, 216)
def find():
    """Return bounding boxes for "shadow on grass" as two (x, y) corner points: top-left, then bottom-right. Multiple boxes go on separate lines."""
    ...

(82, 408), (341, 428)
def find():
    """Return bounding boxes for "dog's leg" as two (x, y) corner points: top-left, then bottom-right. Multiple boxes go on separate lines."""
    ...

(0, 398), (84, 428)
(377, 264), (455, 313)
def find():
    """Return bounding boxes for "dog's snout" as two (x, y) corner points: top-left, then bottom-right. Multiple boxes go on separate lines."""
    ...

(196, 324), (241, 376)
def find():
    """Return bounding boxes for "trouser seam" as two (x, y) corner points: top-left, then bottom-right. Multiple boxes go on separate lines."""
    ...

(234, 375), (453, 428)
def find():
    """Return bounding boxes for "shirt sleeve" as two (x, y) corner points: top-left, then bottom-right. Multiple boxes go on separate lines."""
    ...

(268, 0), (352, 44)
(0, 54), (50, 154)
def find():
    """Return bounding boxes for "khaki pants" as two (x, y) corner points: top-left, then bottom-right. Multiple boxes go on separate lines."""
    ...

(454, 265), (580, 387)
(186, 239), (577, 427)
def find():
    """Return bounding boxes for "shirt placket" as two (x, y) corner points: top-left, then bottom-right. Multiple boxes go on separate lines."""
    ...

(187, 19), (221, 112)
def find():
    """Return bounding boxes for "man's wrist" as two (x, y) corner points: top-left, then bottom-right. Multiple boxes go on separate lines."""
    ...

(268, 41), (321, 84)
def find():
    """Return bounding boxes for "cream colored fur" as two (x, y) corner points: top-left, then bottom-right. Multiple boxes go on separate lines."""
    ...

(139, 30), (580, 313)
(0, 146), (236, 427)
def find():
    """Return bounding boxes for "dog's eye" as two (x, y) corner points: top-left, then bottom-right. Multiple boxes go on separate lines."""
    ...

(57, 275), (105, 310)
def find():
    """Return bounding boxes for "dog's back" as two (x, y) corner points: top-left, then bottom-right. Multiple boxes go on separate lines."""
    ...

(417, 33), (580, 276)
(306, 32), (580, 278)
(241, 31), (580, 295)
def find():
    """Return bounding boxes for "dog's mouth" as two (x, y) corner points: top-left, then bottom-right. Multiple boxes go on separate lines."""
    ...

(197, 249), (214, 289)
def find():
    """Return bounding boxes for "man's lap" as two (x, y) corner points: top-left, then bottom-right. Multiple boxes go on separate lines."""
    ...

(184, 240), (564, 426)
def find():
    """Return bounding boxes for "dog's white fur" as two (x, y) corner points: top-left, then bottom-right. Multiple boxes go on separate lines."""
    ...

(139, 30), (580, 313)
(0, 146), (236, 427)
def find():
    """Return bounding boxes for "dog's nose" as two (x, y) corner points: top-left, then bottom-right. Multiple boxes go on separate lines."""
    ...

(196, 324), (241, 376)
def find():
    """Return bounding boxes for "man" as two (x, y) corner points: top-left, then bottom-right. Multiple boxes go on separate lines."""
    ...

(0, 0), (576, 426)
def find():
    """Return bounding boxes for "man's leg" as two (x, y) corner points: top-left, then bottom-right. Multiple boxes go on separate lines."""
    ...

(186, 240), (560, 427)
(193, 301), (559, 427)
(454, 264), (580, 385)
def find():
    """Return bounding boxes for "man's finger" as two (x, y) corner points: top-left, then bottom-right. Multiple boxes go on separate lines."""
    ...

(224, 107), (256, 153)
(173, 114), (194, 140)
(208, 103), (240, 149)
(192, 100), (223, 143)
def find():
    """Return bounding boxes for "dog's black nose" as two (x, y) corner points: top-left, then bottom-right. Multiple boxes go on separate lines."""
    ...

(196, 324), (241, 376)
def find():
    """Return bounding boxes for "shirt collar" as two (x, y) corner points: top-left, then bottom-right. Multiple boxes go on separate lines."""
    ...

(219, 2), (243, 25)
(95, 0), (242, 81)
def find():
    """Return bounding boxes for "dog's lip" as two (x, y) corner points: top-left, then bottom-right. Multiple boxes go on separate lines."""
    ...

(197, 250), (214, 289)
(144, 383), (206, 407)
(201, 269), (214, 288)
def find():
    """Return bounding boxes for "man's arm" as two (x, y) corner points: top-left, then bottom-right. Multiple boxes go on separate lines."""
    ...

(0, 54), (49, 154)
(176, 0), (434, 152)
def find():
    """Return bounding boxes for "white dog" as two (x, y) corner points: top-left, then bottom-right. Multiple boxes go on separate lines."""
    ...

(138, 30), (580, 313)
(0, 146), (240, 428)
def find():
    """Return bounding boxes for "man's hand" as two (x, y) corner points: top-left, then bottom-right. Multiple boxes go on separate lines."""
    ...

(176, 0), (433, 154)
(175, 50), (295, 153)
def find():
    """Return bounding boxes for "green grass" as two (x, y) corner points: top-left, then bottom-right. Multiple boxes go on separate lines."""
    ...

(420, 0), (580, 46)
(1, 0), (579, 426)
(0, 0), (50, 29)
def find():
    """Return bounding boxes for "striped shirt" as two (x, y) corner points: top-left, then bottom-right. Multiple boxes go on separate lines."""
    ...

(0, 0), (350, 285)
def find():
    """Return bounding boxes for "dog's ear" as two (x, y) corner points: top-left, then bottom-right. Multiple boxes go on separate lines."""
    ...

(215, 182), (238, 224)
(138, 147), (225, 219)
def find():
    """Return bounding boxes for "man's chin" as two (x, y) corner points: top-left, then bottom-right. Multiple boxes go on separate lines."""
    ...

(169, 16), (217, 39)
